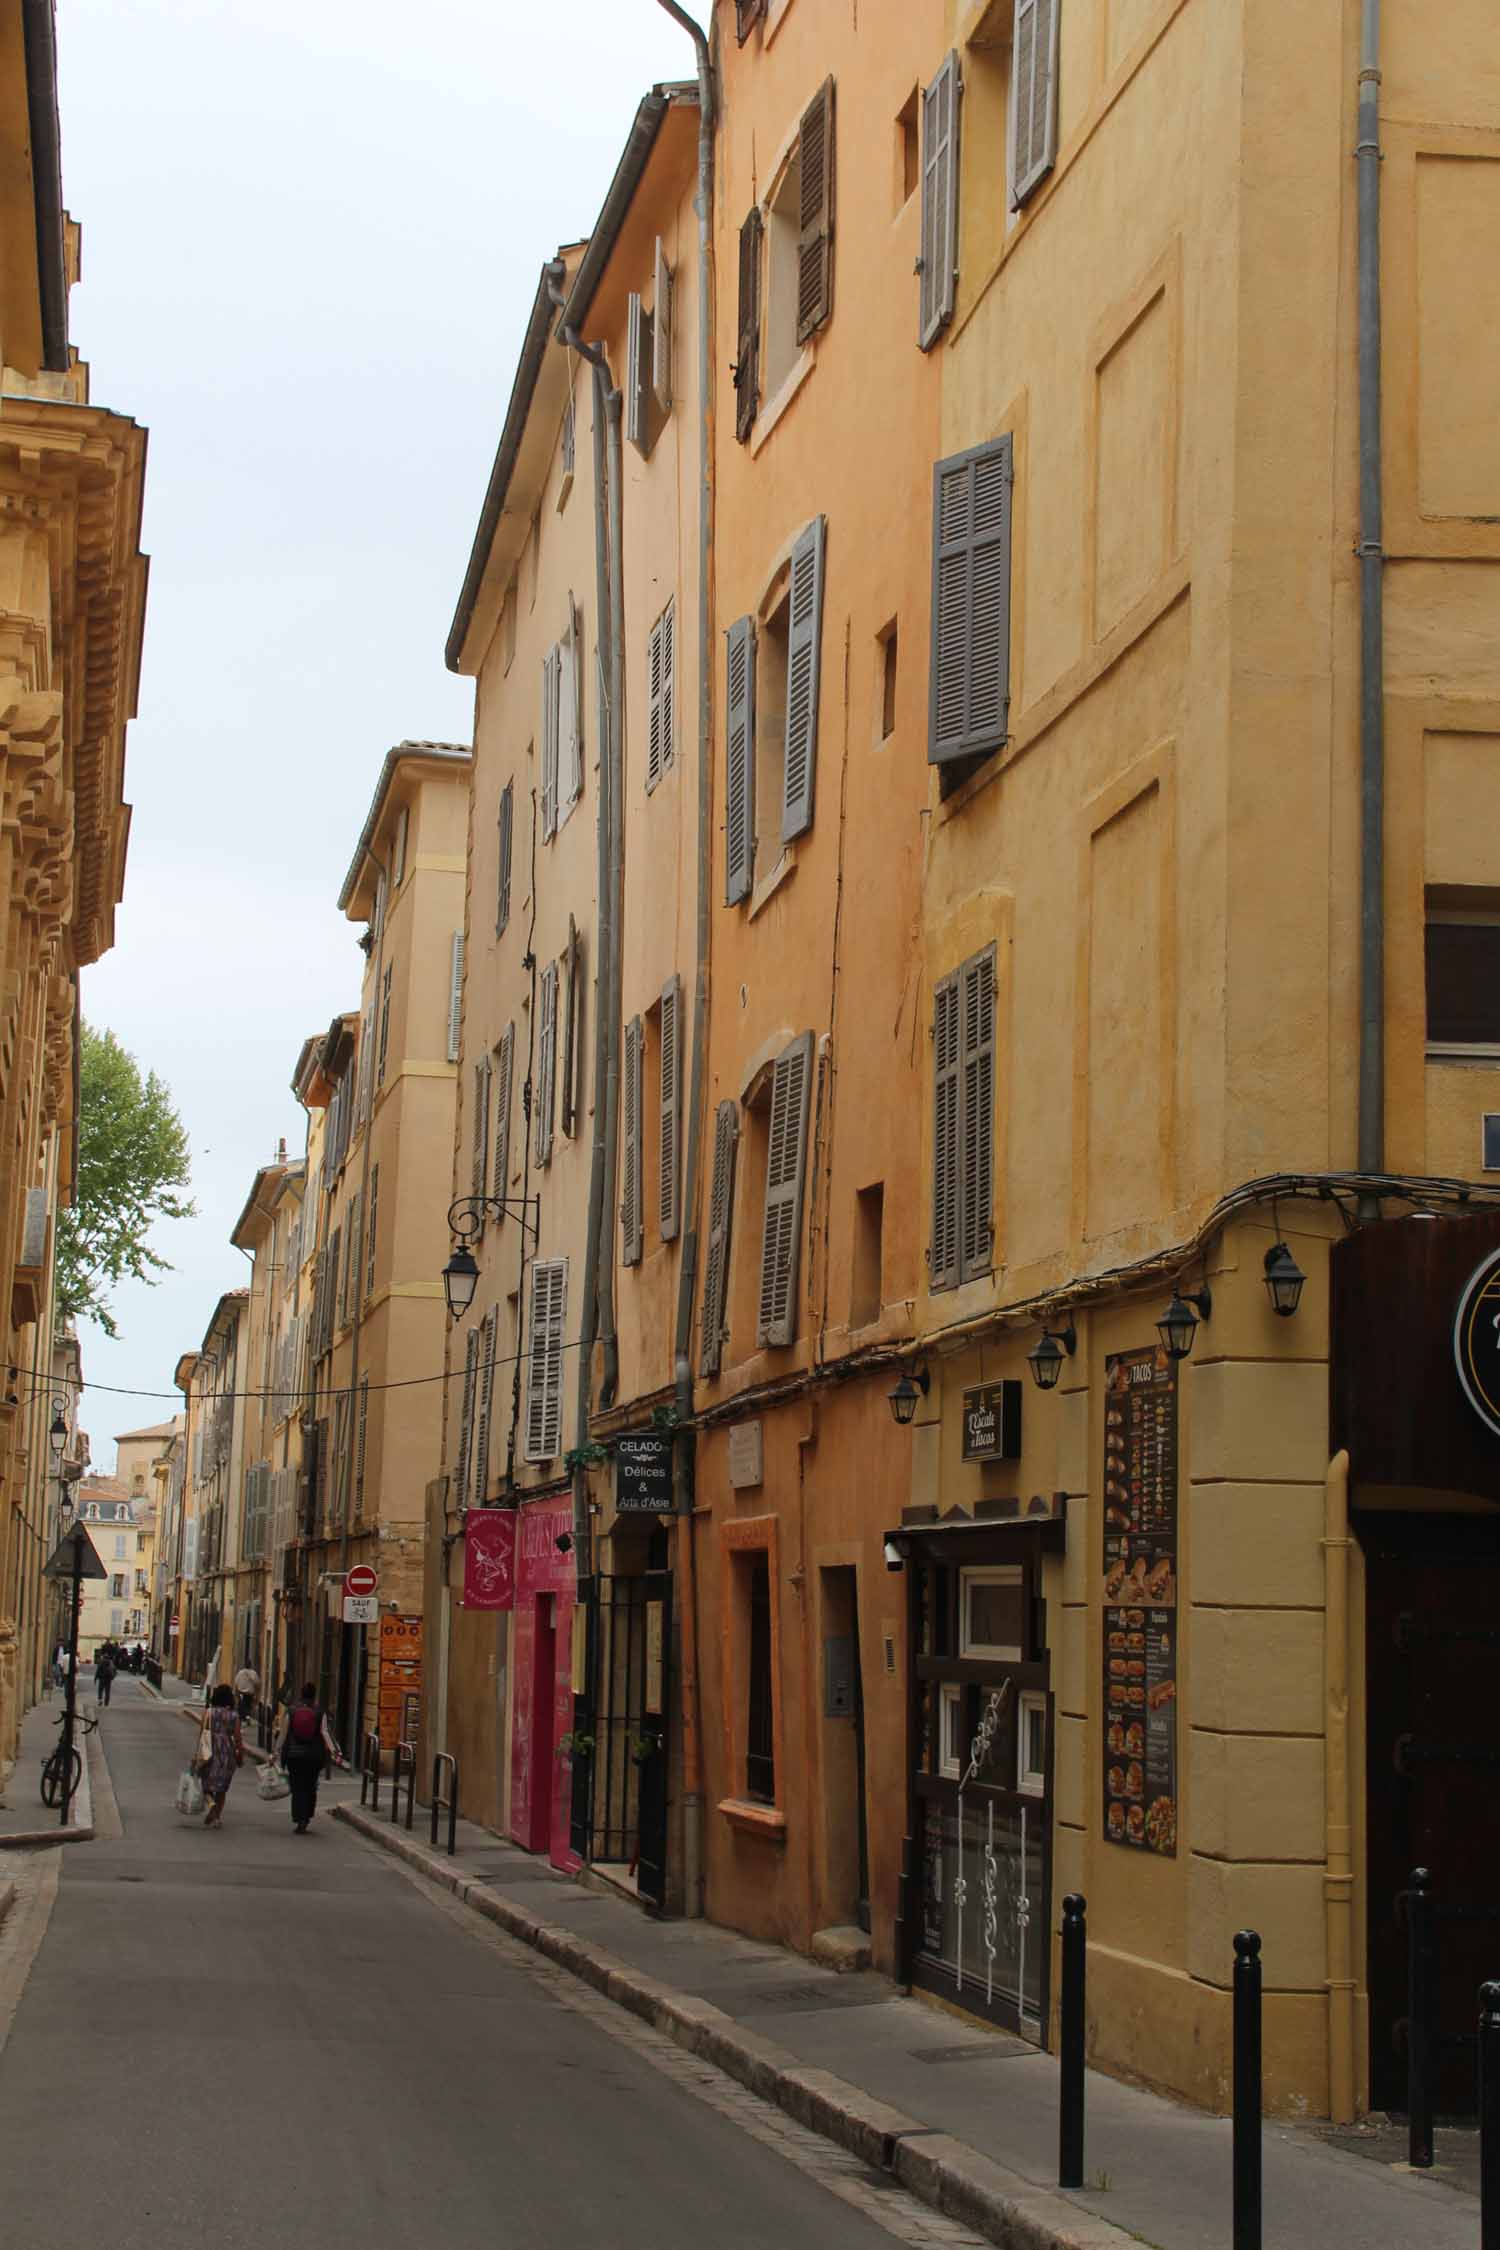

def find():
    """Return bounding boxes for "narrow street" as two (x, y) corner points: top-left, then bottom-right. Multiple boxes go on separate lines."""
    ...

(0, 1680), (979, 2250)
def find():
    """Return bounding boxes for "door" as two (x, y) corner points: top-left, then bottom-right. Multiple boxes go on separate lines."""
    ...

(1364, 1511), (1500, 2114)
(821, 1567), (870, 1934)
(581, 1571), (671, 1902)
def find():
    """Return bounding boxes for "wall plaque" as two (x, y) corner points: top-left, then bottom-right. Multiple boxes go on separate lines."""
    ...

(728, 1420), (764, 1489)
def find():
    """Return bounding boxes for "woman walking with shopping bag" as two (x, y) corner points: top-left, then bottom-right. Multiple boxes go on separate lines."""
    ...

(275, 1684), (342, 1833)
(198, 1683), (243, 1828)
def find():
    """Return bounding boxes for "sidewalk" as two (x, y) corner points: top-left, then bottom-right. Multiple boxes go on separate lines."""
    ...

(333, 1795), (1479, 2250)
(0, 1688), (94, 1846)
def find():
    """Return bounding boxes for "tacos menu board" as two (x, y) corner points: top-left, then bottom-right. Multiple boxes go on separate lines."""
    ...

(1102, 1346), (1178, 1856)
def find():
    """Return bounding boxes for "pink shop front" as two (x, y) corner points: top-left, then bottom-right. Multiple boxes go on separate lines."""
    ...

(509, 1496), (579, 1872)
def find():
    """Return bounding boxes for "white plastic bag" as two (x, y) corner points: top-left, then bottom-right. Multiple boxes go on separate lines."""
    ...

(257, 1761), (290, 1802)
(175, 1766), (204, 1817)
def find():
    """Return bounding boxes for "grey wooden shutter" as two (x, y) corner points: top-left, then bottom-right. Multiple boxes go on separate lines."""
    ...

(796, 78), (836, 343)
(494, 1023), (515, 1216)
(497, 781), (513, 934)
(647, 604), (674, 790)
(621, 1013), (644, 1266)
(735, 0), (764, 40)
(447, 931), (464, 1061)
(537, 961), (558, 1166)
(456, 1328), (478, 1499)
(541, 643), (561, 838)
(725, 614), (756, 904)
(327, 1227), (342, 1337)
(782, 516), (825, 842)
(929, 436), (1013, 766)
(735, 207), (762, 442)
(652, 237), (673, 413)
(379, 963), (393, 1084)
(1010, 0), (1060, 208)
(560, 594), (582, 815)
(756, 1032), (814, 1348)
(472, 1052), (492, 1206)
(661, 600), (674, 776)
(699, 1098), (739, 1376)
(525, 1258), (567, 1461)
(930, 971), (961, 1291)
(356, 1381), (369, 1513)
(365, 1164), (379, 1297)
(959, 946), (996, 1281)
(473, 1308), (496, 1505)
(659, 974), (682, 1241)
(625, 291), (652, 454)
(919, 52), (961, 349)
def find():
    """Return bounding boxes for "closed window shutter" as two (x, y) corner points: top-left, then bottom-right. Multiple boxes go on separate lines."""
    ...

(456, 1328), (478, 1499)
(647, 601), (674, 792)
(625, 291), (652, 454)
(1010, 0), (1060, 208)
(541, 644), (561, 838)
(560, 594), (582, 815)
(524, 1259), (567, 1462)
(782, 516), (826, 843)
(652, 237), (673, 414)
(447, 932), (464, 1062)
(930, 971), (961, 1291)
(735, 207), (762, 443)
(929, 436), (1013, 766)
(497, 781), (513, 934)
(366, 1165), (379, 1297)
(699, 1098), (739, 1376)
(725, 614), (757, 904)
(472, 1053), (492, 1205)
(960, 947), (996, 1281)
(355, 1380), (369, 1513)
(537, 961), (558, 1166)
(756, 1032), (814, 1348)
(919, 52), (961, 349)
(796, 78), (836, 343)
(735, 0), (764, 40)
(661, 600), (674, 775)
(494, 1023), (515, 1215)
(622, 1014), (644, 1267)
(660, 974), (682, 1241)
(379, 964), (393, 1084)
(473, 1309), (496, 1505)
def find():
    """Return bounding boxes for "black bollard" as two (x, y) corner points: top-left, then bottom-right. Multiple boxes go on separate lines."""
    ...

(1481, 1981), (1500, 2249)
(1058, 1894), (1086, 2189)
(1232, 1929), (1262, 2250)
(1408, 1868), (1435, 2170)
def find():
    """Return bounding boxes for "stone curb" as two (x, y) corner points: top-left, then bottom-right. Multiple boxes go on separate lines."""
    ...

(333, 1802), (1137, 2250)
(0, 1713), (95, 1849)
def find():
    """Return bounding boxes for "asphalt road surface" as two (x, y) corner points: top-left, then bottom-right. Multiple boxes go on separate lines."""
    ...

(0, 1678), (979, 2250)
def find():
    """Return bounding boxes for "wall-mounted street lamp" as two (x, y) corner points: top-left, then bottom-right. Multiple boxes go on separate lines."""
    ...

(49, 1403), (67, 1452)
(1263, 1241), (1307, 1319)
(1157, 1287), (1212, 1362)
(1027, 1319), (1077, 1392)
(887, 1366), (930, 1428)
(441, 1190), (542, 1321)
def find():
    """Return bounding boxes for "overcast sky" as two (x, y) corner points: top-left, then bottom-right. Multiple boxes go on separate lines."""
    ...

(60, 0), (692, 1468)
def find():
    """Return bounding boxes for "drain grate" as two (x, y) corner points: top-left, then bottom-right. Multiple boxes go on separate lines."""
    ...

(909, 2035), (1038, 2064)
(726, 1980), (894, 2014)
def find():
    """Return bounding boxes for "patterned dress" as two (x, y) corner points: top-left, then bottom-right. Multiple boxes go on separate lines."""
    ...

(203, 1707), (239, 1797)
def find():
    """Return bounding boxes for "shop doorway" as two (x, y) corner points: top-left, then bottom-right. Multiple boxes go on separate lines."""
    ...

(820, 1567), (870, 1935)
(579, 1569), (672, 1905)
(1363, 1510), (1500, 2115)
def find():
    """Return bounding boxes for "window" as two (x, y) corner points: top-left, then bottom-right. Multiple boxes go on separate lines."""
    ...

(757, 1031), (814, 1348)
(960, 1565), (1023, 1660)
(850, 1182), (884, 1329)
(735, 0), (765, 41)
(365, 1165), (379, 1298)
(524, 1258), (567, 1462)
(1009, 0), (1060, 210)
(877, 620), (898, 743)
(734, 207), (763, 442)
(392, 804), (409, 888)
(939, 1681), (965, 1779)
(699, 1099), (739, 1375)
(659, 975), (681, 1240)
(930, 436), (1013, 773)
(355, 1379), (369, 1515)
(734, 81), (834, 442)
(745, 1552), (775, 1802)
(541, 642), (561, 839)
(110, 1609), (123, 1636)
(932, 945), (996, 1290)
(471, 1055), (493, 1217)
(542, 606), (582, 835)
(726, 515), (825, 904)
(919, 52), (961, 347)
(447, 932), (464, 1064)
(377, 964), (393, 1087)
(137, 1532), (146, 1554)
(496, 781), (514, 934)
(896, 86), (920, 210)
(1426, 902), (1500, 1050)
(621, 1015), (644, 1267)
(1018, 1690), (1047, 1796)
(536, 961), (559, 1166)
(114, 1534), (127, 1559)
(110, 1573), (126, 1598)
(646, 600), (675, 790)
(561, 920), (583, 1140)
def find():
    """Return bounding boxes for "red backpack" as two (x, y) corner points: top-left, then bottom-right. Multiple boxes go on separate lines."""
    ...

(289, 1704), (321, 1746)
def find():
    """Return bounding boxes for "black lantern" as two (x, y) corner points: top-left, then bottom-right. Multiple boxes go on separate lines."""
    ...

(49, 1404), (67, 1451)
(1263, 1241), (1306, 1318)
(887, 1366), (930, 1428)
(442, 1245), (480, 1322)
(1157, 1287), (1211, 1362)
(1027, 1319), (1077, 1392)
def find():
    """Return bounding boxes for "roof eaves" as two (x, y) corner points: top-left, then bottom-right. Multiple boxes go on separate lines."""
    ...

(336, 740), (471, 915)
(560, 84), (696, 336)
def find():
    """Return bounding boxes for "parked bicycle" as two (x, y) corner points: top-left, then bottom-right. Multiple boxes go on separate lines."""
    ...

(40, 1708), (98, 1809)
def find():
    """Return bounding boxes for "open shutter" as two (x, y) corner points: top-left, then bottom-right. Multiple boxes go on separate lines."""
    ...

(497, 781), (513, 934)
(524, 1259), (567, 1462)
(493, 1023), (515, 1215)
(562, 917), (581, 1138)
(735, 0), (764, 39)
(537, 961), (558, 1166)
(473, 1308), (497, 1505)
(725, 615), (757, 904)
(447, 932), (464, 1061)
(660, 600), (674, 777)
(699, 1099), (739, 1376)
(919, 52), (961, 349)
(734, 207), (762, 443)
(929, 436), (1013, 765)
(782, 517), (825, 842)
(541, 644), (561, 838)
(472, 1053), (492, 1206)
(621, 1014), (644, 1267)
(796, 78), (836, 343)
(959, 947), (996, 1280)
(560, 595), (582, 815)
(1010, 0), (1060, 208)
(647, 603), (674, 790)
(365, 1164), (379, 1297)
(756, 1032), (814, 1348)
(379, 963), (393, 1084)
(456, 1328), (478, 1501)
(652, 237), (673, 413)
(930, 971), (961, 1290)
(625, 291), (652, 454)
(659, 975), (682, 1241)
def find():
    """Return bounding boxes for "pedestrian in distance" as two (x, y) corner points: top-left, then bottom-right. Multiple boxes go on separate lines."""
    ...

(233, 1659), (260, 1725)
(52, 1641), (68, 1689)
(94, 1645), (115, 1707)
(198, 1682), (243, 1829)
(275, 1684), (342, 1834)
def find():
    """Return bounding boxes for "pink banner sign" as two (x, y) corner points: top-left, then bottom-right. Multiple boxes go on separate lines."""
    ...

(516, 1499), (576, 1602)
(463, 1509), (516, 1611)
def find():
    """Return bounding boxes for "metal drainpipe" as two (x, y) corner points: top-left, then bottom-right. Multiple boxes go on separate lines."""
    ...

(657, 0), (716, 1923)
(1355, 0), (1384, 1212)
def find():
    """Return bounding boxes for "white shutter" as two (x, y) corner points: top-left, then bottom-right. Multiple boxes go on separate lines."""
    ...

(494, 1024), (515, 1215)
(756, 1033), (814, 1348)
(725, 615), (756, 905)
(447, 932), (464, 1062)
(621, 1014), (644, 1267)
(919, 52), (961, 348)
(541, 644), (561, 839)
(781, 518), (825, 842)
(1009, 0), (1060, 208)
(652, 237), (673, 413)
(524, 1258), (568, 1462)
(473, 1309), (497, 1505)
(659, 975), (682, 1241)
(537, 961), (558, 1166)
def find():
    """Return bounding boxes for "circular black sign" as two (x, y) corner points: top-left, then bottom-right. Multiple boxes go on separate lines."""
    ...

(1454, 1247), (1500, 1440)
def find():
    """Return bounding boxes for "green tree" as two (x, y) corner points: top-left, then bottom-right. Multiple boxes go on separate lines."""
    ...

(55, 1024), (195, 1338)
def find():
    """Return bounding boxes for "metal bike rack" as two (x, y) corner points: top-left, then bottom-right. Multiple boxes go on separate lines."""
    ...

(431, 1752), (459, 1856)
(390, 1740), (416, 1830)
(360, 1728), (383, 1809)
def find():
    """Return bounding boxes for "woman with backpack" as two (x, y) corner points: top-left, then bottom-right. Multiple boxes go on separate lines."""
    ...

(275, 1684), (342, 1833)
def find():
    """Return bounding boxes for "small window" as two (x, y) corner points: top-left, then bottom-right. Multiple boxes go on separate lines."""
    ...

(896, 87), (920, 208)
(1018, 1690), (1046, 1796)
(746, 1553), (776, 1802)
(878, 620), (898, 743)
(1426, 905), (1500, 1050)
(938, 1681), (964, 1779)
(850, 1182), (883, 1328)
(959, 1564), (1023, 1660)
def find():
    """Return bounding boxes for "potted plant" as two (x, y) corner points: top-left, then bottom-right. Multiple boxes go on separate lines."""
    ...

(557, 1729), (595, 1763)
